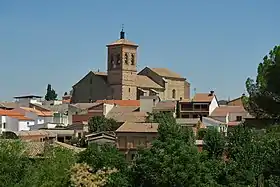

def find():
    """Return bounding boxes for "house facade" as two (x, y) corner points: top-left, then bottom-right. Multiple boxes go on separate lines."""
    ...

(0, 109), (35, 132)
(115, 122), (159, 160)
(178, 91), (219, 118)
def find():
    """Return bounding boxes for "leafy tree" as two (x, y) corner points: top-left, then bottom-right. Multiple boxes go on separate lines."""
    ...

(70, 163), (118, 187)
(244, 46), (280, 119)
(0, 140), (31, 187)
(88, 116), (120, 133)
(77, 143), (127, 172)
(20, 147), (76, 187)
(146, 111), (175, 123)
(203, 128), (225, 159)
(77, 143), (130, 187)
(197, 128), (207, 139)
(0, 131), (19, 139)
(45, 84), (58, 101)
(130, 112), (218, 186)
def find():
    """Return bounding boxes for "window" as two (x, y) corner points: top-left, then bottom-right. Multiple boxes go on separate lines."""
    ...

(131, 54), (135, 65)
(116, 54), (121, 64)
(124, 53), (128, 64)
(27, 122), (29, 125)
(128, 88), (130, 92)
(3, 122), (6, 129)
(172, 89), (176, 99)
(236, 116), (242, 121)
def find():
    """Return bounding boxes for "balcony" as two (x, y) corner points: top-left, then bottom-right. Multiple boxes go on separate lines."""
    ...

(180, 104), (209, 112)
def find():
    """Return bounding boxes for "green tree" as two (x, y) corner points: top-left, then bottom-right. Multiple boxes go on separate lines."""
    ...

(203, 128), (225, 159)
(77, 143), (130, 187)
(77, 143), (127, 172)
(88, 116), (120, 133)
(20, 147), (76, 187)
(130, 113), (218, 186)
(244, 46), (280, 119)
(0, 140), (31, 187)
(45, 84), (58, 101)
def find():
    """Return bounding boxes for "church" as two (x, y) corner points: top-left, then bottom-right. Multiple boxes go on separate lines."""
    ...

(71, 29), (190, 103)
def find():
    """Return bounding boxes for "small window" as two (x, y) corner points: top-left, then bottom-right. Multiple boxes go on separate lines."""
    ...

(116, 54), (121, 64)
(27, 122), (29, 125)
(3, 122), (6, 129)
(236, 116), (242, 121)
(124, 53), (128, 64)
(128, 88), (131, 92)
(131, 54), (135, 65)
(172, 89), (176, 99)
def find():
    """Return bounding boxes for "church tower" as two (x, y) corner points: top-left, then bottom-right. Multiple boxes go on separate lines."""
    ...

(106, 28), (138, 100)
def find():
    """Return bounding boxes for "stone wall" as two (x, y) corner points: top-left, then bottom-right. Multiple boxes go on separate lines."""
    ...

(71, 73), (108, 103)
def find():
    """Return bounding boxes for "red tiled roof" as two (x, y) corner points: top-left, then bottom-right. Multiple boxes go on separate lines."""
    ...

(0, 109), (33, 121)
(116, 122), (159, 133)
(96, 100), (140, 107)
(20, 107), (53, 117)
(193, 93), (215, 102)
(211, 106), (246, 117)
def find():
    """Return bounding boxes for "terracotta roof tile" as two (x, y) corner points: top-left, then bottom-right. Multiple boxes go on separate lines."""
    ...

(116, 122), (159, 133)
(136, 75), (163, 89)
(106, 106), (146, 123)
(0, 109), (23, 116)
(20, 107), (53, 117)
(150, 68), (183, 79)
(210, 106), (246, 117)
(192, 93), (215, 102)
(153, 100), (176, 111)
(96, 100), (140, 107)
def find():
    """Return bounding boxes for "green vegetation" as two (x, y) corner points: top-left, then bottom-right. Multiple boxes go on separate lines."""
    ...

(45, 84), (58, 101)
(1, 114), (280, 186)
(88, 116), (120, 133)
(244, 45), (280, 119)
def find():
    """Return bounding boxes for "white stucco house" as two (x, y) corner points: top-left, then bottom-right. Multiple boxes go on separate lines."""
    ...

(13, 107), (53, 126)
(0, 109), (35, 133)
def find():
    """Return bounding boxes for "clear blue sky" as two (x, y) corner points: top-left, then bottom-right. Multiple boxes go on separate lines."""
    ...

(0, 0), (279, 101)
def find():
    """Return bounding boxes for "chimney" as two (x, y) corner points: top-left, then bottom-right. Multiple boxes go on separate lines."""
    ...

(210, 91), (214, 96)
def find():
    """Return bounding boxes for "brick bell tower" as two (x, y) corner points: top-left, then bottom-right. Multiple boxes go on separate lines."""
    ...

(106, 27), (139, 100)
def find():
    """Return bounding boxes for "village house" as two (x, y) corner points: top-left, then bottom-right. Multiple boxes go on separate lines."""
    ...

(71, 29), (190, 103)
(0, 109), (35, 132)
(178, 91), (219, 118)
(115, 122), (159, 160)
